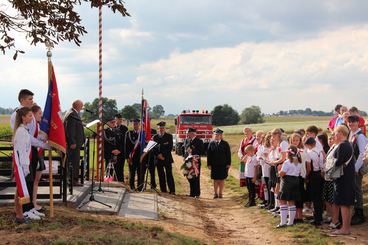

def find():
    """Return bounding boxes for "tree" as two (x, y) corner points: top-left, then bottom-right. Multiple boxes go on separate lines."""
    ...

(0, 1), (129, 58)
(121, 105), (139, 121)
(151, 104), (165, 119)
(82, 97), (118, 122)
(240, 105), (264, 124)
(211, 104), (239, 126)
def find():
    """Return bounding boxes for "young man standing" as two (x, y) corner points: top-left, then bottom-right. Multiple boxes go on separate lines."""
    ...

(348, 115), (367, 225)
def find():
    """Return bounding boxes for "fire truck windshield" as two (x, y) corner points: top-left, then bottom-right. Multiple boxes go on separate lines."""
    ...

(180, 115), (212, 124)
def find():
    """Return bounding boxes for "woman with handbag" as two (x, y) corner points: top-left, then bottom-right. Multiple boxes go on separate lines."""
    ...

(330, 125), (356, 235)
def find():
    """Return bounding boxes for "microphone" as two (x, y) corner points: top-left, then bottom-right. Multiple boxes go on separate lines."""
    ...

(85, 109), (95, 114)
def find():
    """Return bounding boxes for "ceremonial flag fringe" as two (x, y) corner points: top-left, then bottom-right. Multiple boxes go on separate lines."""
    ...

(40, 62), (66, 153)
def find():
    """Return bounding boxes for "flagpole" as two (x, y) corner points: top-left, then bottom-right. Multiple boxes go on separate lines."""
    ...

(46, 41), (54, 218)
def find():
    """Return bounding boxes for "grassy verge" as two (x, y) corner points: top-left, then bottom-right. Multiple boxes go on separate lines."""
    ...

(0, 206), (201, 245)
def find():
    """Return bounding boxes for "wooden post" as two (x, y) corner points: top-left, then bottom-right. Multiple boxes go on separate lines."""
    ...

(48, 150), (54, 218)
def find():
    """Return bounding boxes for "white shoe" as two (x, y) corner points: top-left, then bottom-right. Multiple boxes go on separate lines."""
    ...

(31, 208), (45, 217)
(24, 211), (41, 220)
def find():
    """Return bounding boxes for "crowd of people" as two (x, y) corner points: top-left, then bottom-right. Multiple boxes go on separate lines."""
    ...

(9, 87), (368, 236)
(234, 104), (368, 235)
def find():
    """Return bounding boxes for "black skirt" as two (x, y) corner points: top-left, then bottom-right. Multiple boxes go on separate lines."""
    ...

(269, 166), (277, 188)
(279, 175), (301, 201)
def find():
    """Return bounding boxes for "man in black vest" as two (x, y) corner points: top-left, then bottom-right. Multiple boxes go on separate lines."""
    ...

(153, 121), (175, 194)
(348, 115), (367, 225)
(64, 100), (85, 186)
(125, 119), (142, 191)
(115, 114), (128, 182)
(183, 127), (204, 197)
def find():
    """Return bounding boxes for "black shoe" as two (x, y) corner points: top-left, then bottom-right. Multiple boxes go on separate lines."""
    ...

(294, 219), (304, 224)
(276, 224), (287, 228)
(169, 192), (176, 195)
(218, 194), (223, 199)
(213, 194), (219, 199)
(15, 217), (31, 225)
(267, 205), (275, 210)
(310, 220), (322, 226)
(351, 215), (365, 225)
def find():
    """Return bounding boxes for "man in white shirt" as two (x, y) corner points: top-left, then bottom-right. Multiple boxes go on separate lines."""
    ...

(348, 115), (367, 225)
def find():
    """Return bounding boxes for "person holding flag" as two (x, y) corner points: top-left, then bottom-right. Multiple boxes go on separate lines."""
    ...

(125, 119), (143, 191)
(10, 89), (50, 221)
(153, 121), (175, 195)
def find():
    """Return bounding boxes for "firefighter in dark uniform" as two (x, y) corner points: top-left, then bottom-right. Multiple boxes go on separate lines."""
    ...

(103, 118), (120, 180)
(115, 114), (128, 182)
(183, 127), (204, 197)
(153, 121), (175, 194)
(139, 128), (157, 191)
(125, 119), (142, 191)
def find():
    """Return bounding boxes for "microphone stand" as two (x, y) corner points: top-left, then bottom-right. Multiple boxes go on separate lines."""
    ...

(79, 126), (111, 208)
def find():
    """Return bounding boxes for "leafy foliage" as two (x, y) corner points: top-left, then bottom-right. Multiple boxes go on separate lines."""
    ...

(121, 105), (139, 121)
(151, 104), (165, 119)
(211, 104), (239, 126)
(82, 97), (118, 122)
(0, 0), (130, 58)
(240, 105), (264, 124)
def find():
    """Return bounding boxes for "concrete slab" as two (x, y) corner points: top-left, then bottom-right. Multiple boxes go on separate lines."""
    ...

(119, 192), (158, 220)
(77, 186), (126, 214)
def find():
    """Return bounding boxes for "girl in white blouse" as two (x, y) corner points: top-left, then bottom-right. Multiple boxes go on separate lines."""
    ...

(13, 107), (33, 224)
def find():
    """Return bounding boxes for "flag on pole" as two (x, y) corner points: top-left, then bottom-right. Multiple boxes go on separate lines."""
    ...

(40, 62), (66, 153)
(139, 99), (151, 154)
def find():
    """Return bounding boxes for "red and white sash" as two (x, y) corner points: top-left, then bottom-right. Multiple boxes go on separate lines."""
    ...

(12, 150), (30, 204)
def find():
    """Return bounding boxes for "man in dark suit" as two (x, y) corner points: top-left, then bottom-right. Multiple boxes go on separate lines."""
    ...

(153, 121), (175, 194)
(114, 114), (128, 182)
(103, 117), (120, 180)
(64, 100), (85, 186)
(183, 127), (204, 197)
(139, 128), (157, 191)
(125, 119), (142, 191)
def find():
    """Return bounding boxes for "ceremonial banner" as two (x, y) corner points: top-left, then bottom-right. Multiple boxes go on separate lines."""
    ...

(140, 99), (151, 154)
(40, 62), (66, 153)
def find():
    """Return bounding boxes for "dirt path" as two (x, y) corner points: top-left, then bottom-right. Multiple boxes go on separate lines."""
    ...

(154, 155), (292, 244)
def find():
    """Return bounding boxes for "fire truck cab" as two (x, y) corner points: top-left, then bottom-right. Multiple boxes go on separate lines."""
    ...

(174, 110), (213, 155)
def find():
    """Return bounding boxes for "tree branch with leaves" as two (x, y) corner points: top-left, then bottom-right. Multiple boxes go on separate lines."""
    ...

(0, 0), (130, 59)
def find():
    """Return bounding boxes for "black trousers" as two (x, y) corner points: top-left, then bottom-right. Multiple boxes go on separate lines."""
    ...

(309, 171), (324, 222)
(67, 147), (81, 183)
(188, 166), (201, 197)
(139, 153), (156, 190)
(22, 174), (34, 212)
(156, 160), (175, 193)
(129, 160), (141, 190)
(246, 177), (256, 202)
(115, 154), (125, 182)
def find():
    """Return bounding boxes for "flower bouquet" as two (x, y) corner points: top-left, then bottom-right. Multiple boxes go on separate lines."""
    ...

(180, 154), (200, 180)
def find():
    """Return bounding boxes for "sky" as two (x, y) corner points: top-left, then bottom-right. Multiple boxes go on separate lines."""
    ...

(1, 0), (368, 115)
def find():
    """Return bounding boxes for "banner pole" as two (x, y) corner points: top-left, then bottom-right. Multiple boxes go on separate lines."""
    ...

(48, 150), (54, 218)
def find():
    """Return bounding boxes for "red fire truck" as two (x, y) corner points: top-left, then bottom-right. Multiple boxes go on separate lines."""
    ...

(174, 110), (213, 155)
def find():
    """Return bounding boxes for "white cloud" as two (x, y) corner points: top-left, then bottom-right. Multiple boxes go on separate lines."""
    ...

(133, 25), (368, 113)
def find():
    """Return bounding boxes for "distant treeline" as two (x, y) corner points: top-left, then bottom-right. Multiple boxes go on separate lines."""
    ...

(0, 107), (14, 115)
(274, 108), (367, 117)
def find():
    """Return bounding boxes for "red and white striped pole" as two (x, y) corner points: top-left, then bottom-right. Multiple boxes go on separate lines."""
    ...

(97, 0), (104, 179)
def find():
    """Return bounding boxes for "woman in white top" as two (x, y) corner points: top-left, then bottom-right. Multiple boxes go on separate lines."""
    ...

(265, 128), (288, 213)
(13, 107), (33, 224)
